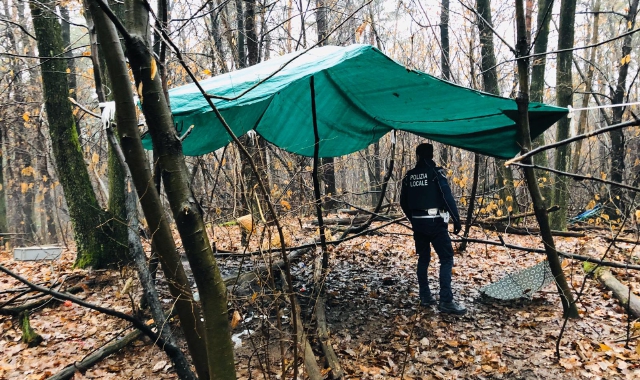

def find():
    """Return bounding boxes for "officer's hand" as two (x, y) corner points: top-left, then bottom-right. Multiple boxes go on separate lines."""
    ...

(453, 222), (462, 235)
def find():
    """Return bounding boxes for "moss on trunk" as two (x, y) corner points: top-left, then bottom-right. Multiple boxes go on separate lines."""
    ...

(30, 0), (126, 268)
(20, 311), (43, 348)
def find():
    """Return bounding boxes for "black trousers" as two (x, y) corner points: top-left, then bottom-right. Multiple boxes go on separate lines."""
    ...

(411, 218), (454, 303)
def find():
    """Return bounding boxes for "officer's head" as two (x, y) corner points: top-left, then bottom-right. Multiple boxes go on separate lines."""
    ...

(416, 143), (433, 161)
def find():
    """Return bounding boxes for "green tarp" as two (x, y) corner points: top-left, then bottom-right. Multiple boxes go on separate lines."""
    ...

(143, 44), (567, 159)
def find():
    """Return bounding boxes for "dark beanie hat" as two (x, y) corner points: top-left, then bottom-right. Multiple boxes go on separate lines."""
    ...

(416, 143), (433, 160)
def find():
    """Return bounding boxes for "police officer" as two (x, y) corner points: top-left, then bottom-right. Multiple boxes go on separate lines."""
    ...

(400, 143), (466, 315)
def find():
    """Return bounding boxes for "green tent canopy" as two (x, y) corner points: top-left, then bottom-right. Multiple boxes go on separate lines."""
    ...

(143, 44), (566, 159)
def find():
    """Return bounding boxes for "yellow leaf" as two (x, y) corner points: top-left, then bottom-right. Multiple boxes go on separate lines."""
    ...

(22, 112), (29, 122)
(92, 152), (100, 164)
(66, 68), (70, 74)
(599, 343), (612, 352)
(231, 310), (242, 329)
(251, 292), (258, 303)
(602, 214), (609, 221)
(507, 205), (513, 213)
(280, 200), (291, 210)
(21, 166), (34, 176)
(42, 175), (48, 182)
(203, 69), (211, 76)
(635, 210), (640, 220)
(137, 82), (144, 103)
(621, 54), (631, 65)
(150, 59), (157, 80)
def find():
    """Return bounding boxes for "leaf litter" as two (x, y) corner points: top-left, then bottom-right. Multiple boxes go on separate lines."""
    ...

(1, 220), (639, 379)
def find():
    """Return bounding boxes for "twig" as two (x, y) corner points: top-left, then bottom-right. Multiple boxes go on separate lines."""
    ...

(0, 264), (181, 355)
(510, 163), (640, 192)
(505, 119), (640, 166)
(450, 237), (640, 270)
(69, 97), (101, 119)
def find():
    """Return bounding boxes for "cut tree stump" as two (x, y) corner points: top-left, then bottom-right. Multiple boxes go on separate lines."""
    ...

(19, 311), (43, 347)
(584, 262), (640, 318)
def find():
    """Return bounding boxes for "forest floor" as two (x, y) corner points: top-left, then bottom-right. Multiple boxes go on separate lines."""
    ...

(1, 217), (639, 379)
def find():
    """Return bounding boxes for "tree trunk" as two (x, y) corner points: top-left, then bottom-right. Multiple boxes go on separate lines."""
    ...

(514, 0), (579, 318)
(107, 128), (197, 380)
(529, 0), (553, 203)
(583, 263), (640, 318)
(92, 0), (237, 376)
(439, 0), (451, 166)
(245, 0), (259, 66)
(87, 1), (211, 378)
(209, 0), (228, 73)
(609, 0), (639, 216)
(550, 0), (577, 231)
(315, 0), (337, 210)
(476, 0), (516, 210)
(236, 0), (246, 68)
(459, 154), (479, 252)
(36, 123), (57, 243)
(30, 0), (123, 268)
(0, 128), (6, 235)
(571, 0), (601, 172)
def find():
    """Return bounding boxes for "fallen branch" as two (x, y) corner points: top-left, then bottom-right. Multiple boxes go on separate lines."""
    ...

(451, 237), (640, 270)
(0, 264), (182, 360)
(475, 223), (586, 237)
(604, 236), (639, 244)
(583, 263), (640, 318)
(0, 285), (84, 316)
(480, 205), (560, 223)
(310, 215), (380, 226)
(47, 328), (142, 380)
(223, 247), (313, 287)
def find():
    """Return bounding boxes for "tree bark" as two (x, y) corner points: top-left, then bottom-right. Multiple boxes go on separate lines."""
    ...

(459, 154), (479, 252)
(30, 0), (123, 268)
(439, 0), (451, 166)
(609, 0), (639, 216)
(92, 0), (237, 377)
(571, 0), (601, 172)
(514, 0), (579, 318)
(245, 0), (259, 66)
(529, 0), (553, 203)
(86, 1), (211, 378)
(550, 0), (577, 231)
(584, 263), (640, 318)
(0, 128), (7, 234)
(107, 128), (196, 380)
(476, 0), (516, 210)
(236, 0), (246, 68)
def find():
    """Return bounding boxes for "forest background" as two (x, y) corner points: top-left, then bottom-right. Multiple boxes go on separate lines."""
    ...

(0, 0), (639, 378)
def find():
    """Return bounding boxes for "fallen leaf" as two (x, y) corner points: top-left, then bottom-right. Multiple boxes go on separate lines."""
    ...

(152, 360), (167, 372)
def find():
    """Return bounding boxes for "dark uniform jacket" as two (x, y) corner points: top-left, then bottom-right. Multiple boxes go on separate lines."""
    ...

(400, 159), (460, 223)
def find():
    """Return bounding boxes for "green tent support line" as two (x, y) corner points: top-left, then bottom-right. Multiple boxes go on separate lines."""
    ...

(141, 44), (567, 159)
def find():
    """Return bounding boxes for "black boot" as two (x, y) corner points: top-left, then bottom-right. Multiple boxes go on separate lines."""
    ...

(420, 294), (437, 306)
(438, 301), (467, 315)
